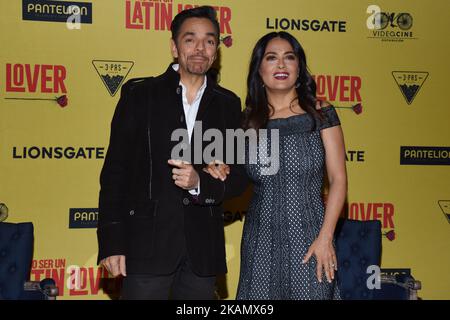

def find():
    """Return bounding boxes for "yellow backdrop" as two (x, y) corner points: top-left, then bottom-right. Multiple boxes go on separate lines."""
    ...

(1, 0), (449, 299)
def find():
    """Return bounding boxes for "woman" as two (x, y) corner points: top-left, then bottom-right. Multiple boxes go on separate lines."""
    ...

(206, 31), (347, 300)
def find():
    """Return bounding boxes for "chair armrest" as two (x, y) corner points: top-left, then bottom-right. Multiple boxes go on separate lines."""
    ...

(24, 278), (59, 300)
(380, 274), (422, 300)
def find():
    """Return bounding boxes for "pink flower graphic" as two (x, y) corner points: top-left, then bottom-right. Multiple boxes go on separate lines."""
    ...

(56, 95), (68, 107)
(221, 35), (233, 48)
(352, 103), (363, 114)
(383, 230), (396, 241)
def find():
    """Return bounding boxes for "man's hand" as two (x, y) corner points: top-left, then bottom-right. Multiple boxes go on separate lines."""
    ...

(100, 255), (126, 277)
(168, 159), (200, 190)
(202, 160), (230, 181)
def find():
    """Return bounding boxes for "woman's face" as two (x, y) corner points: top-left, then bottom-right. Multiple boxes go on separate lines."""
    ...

(259, 37), (300, 92)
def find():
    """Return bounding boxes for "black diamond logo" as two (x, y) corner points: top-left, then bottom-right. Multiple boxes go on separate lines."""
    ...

(438, 201), (450, 224)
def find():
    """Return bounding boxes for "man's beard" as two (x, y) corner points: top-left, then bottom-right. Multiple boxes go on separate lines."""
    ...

(186, 55), (210, 75)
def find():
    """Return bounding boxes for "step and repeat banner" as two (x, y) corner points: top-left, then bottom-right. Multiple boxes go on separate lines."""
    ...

(1, 0), (449, 299)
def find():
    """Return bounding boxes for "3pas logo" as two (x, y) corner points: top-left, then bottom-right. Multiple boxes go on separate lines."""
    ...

(392, 71), (428, 105)
(92, 60), (134, 96)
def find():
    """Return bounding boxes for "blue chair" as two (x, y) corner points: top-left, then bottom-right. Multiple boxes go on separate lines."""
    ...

(0, 222), (58, 300)
(334, 219), (421, 300)
(374, 273), (422, 300)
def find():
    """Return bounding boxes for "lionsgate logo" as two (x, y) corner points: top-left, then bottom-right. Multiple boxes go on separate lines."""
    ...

(366, 5), (416, 42)
(266, 17), (346, 32)
(171, 122), (280, 175)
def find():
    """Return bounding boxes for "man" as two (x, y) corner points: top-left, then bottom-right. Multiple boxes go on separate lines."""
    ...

(97, 6), (248, 300)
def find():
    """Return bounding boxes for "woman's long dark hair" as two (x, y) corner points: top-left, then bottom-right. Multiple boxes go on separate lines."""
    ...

(242, 31), (321, 130)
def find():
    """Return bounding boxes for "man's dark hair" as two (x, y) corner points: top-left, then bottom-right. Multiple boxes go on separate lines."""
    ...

(171, 6), (220, 46)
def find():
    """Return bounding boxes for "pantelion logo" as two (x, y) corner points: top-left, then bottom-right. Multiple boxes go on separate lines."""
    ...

(22, 0), (92, 24)
(400, 146), (450, 165)
(69, 208), (98, 228)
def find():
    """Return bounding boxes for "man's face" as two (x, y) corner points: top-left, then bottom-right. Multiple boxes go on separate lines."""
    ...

(171, 17), (218, 76)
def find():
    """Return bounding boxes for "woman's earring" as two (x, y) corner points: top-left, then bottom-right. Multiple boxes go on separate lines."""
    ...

(295, 75), (300, 88)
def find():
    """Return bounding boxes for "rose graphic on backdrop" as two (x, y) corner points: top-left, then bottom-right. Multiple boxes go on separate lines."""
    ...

(334, 103), (363, 115)
(4, 95), (68, 108)
(352, 103), (363, 114)
(383, 230), (396, 241)
(0, 203), (8, 222)
(221, 35), (233, 48)
(56, 95), (68, 107)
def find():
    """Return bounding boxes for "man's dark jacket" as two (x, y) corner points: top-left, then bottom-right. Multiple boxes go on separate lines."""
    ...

(97, 64), (248, 276)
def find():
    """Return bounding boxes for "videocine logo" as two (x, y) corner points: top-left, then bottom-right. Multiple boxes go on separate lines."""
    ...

(400, 146), (450, 165)
(22, 0), (92, 24)
(366, 5), (416, 42)
(69, 208), (98, 229)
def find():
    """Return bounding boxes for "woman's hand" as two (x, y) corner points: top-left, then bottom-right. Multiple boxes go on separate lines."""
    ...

(302, 235), (338, 283)
(202, 160), (230, 181)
